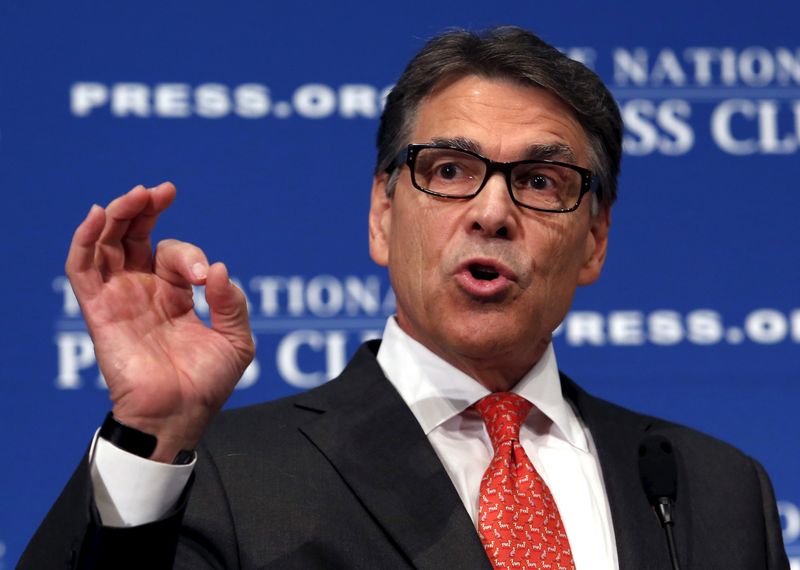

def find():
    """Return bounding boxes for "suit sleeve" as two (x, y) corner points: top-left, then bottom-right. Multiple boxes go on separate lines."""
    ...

(18, 443), (239, 570)
(751, 458), (790, 570)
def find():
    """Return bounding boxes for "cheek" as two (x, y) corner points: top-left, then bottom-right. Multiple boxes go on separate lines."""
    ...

(388, 211), (428, 298)
(393, 204), (448, 269)
(389, 206), (459, 316)
(526, 225), (567, 274)
(521, 222), (588, 292)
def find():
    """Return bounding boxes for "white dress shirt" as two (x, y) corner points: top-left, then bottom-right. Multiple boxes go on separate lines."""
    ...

(377, 318), (618, 570)
(92, 317), (618, 568)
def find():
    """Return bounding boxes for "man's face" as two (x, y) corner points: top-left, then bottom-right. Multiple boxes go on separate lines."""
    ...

(369, 75), (609, 386)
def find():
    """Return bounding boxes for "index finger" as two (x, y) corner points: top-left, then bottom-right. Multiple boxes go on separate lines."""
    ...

(121, 182), (177, 271)
(96, 182), (176, 273)
(65, 203), (106, 298)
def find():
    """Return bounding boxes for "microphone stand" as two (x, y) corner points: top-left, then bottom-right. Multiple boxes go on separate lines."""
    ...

(653, 497), (680, 570)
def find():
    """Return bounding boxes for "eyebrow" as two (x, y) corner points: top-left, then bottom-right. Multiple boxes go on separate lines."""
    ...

(524, 143), (577, 163)
(430, 136), (481, 154)
(428, 137), (578, 164)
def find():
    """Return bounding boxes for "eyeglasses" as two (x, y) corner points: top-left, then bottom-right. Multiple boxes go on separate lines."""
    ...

(388, 144), (601, 213)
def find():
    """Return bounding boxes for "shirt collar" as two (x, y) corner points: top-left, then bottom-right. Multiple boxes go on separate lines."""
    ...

(376, 317), (587, 451)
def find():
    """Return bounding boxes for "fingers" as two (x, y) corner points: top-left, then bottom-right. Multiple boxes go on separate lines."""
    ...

(96, 182), (176, 274)
(67, 182), (177, 298)
(121, 182), (176, 270)
(153, 239), (211, 288)
(154, 245), (253, 362)
(205, 263), (255, 363)
(65, 204), (107, 298)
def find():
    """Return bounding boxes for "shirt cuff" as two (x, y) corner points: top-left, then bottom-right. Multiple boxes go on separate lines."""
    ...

(89, 429), (195, 527)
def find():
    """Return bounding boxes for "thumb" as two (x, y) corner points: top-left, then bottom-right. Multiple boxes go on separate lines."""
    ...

(205, 262), (255, 364)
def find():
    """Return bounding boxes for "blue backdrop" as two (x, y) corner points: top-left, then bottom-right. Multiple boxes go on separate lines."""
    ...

(1, 1), (798, 566)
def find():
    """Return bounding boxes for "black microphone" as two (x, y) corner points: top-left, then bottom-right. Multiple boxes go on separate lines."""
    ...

(638, 434), (680, 570)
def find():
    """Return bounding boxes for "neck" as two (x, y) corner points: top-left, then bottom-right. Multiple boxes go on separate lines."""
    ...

(390, 315), (552, 392)
(446, 342), (550, 392)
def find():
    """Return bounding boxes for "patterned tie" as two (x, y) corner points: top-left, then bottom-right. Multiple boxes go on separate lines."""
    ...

(475, 393), (575, 570)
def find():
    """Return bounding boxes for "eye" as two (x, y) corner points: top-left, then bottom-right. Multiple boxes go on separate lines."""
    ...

(527, 174), (554, 191)
(412, 147), (484, 195)
(435, 162), (461, 180)
(514, 168), (559, 193)
(416, 150), (480, 185)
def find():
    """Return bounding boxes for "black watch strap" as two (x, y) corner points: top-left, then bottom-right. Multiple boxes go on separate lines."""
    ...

(99, 412), (196, 464)
(100, 412), (158, 459)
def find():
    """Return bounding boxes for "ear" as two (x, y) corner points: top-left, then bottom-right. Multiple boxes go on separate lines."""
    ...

(577, 203), (610, 286)
(369, 174), (393, 267)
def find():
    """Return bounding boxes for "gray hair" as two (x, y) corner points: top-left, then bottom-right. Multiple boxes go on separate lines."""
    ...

(375, 26), (622, 208)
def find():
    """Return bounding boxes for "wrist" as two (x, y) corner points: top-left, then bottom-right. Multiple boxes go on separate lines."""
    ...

(100, 412), (195, 464)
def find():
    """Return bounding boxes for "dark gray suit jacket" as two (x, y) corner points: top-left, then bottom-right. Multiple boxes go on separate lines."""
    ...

(21, 341), (789, 569)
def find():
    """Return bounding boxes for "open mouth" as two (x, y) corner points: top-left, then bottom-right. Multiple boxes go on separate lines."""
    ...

(456, 259), (513, 298)
(469, 264), (500, 281)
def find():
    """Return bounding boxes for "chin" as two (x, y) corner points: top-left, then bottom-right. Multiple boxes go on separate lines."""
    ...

(443, 320), (526, 359)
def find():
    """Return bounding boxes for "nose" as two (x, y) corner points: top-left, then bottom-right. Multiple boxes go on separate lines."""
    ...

(467, 172), (518, 239)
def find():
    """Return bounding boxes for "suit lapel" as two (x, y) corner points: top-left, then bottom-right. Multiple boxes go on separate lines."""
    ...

(293, 344), (680, 570)
(562, 375), (676, 570)
(296, 342), (492, 570)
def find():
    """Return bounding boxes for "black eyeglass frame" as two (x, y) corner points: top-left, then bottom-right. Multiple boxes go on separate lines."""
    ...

(387, 143), (602, 213)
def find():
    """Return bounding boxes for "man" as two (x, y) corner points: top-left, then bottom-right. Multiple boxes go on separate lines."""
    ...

(21, 27), (788, 569)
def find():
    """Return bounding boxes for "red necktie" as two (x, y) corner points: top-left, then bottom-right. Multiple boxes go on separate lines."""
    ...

(475, 392), (575, 570)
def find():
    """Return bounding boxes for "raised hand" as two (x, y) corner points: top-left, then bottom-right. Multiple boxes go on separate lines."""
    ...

(65, 183), (255, 463)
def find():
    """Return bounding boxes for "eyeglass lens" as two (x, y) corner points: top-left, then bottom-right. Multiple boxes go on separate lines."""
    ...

(413, 147), (583, 211)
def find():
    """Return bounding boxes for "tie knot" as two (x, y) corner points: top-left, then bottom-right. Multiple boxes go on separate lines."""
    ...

(474, 392), (532, 450)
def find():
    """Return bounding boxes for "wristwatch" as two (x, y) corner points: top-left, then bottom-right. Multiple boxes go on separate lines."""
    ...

(99, 412), (195, 465)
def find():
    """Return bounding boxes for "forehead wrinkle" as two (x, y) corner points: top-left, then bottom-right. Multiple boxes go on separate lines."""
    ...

(413, 77), (590, 165)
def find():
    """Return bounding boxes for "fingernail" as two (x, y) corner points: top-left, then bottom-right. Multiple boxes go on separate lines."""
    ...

(192, 263), (208, 280)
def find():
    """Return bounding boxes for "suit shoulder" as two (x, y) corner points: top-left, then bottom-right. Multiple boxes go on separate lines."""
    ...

(562, 372), (758, 469)
(202, 393), (310, 446)
(200, 340), (385, 453)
